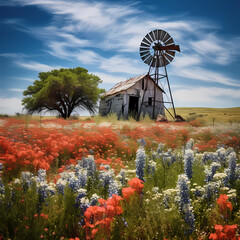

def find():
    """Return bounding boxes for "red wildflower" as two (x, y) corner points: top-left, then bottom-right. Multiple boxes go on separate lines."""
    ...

(217, 194), (233, 212)
(128, 178), (144, 194)
(122, 187), (135, 201)
(223, 225), (238, 238)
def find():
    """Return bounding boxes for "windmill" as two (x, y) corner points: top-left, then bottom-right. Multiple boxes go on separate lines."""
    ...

(139, 29), (180, 120)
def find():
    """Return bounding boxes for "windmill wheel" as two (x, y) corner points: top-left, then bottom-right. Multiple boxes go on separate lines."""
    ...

(139, 29), (180, 67)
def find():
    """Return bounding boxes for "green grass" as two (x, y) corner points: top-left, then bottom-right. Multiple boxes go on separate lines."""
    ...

(166, 107), (240, 125)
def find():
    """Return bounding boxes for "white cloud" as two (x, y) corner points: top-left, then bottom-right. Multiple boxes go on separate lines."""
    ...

(10, 0), (139, 30)
(171, 55), (202, 68)
(16, 60), (61, 72)
(190, 34), (240, 65)
(15, 77), (34, 82)
(172, 66), (240, 87)
(0, 97), (23, 115)
(173, 86), (240, 107)
(92, 72), (126, 84)
(99, 55), (143, 74)
(8, 88), (24, 92)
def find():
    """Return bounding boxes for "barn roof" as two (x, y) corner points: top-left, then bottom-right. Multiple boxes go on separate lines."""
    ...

(103, 74), (164, 97)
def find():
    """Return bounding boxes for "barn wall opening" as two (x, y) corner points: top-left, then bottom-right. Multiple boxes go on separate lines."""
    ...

(128, 96), (139, 119)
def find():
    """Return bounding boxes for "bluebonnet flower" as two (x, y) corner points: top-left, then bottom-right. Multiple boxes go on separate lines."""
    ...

(116, 169), (126, 185)
(235, 165), (240, 180)
(38, 182), (48, 203)
(147, 160), (156, 176)
(21, 172), (32, 191)
(205, 162), (221, 182)
(137, 138), (147, 147)
(194, 186), (204, 197)
(135, 147), (146, 181)
(75, 188), (87, 208)
(202, 152), (218, 164)
(46, 183), (55, 196)
(79, 197), (90, 214)
(0, 162), (3, 171)
(68, 169), (87, 193)
(90, 193), (100, 206)
(76, 169), (88, 188)
(99, 169), (114, 188)
(0, 177), (5, 195)
(204, 181), (219, 200)
(37, 169), (46, 183)
(216, 148), (227, 165)
(226, 147), (234, 156)
(77, 157), (96, 177)
(108, 179), (120, 197)
(56, 178), (67, 195)
(163, 189), (176, 209)
(227, 152), (237, 181)
(177, 174), (195, 234)
(184, 150), (194, 179)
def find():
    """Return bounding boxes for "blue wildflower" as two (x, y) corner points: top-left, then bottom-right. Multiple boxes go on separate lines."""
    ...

(37, 169), (46, 183)
(108, 180), (120, 197)
(184, 150), (194, 179)
(135, 147), (146, 181)
(177, 174), (195, 234)
(99, 169), (114, 188)
(205, 162), (221, 182)
(227, 152), (237, 181)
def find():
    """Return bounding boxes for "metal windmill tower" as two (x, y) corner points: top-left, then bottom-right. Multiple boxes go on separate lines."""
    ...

(139, 29), (180, 120)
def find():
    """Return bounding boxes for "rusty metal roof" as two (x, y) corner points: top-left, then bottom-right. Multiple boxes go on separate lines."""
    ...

(103, 74), (164, 97)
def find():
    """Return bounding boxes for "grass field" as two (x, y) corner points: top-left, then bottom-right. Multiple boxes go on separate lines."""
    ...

(1, 107), (240, 126)
(166, 107), (240, 125)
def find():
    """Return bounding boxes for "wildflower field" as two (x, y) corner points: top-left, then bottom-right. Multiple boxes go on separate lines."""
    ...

(0, 116), (240, 239)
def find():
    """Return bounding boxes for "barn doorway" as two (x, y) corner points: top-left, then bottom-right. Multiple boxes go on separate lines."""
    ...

(128, 96), (139, 119)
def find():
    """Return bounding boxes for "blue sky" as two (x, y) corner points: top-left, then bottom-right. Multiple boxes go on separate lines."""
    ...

(0, 0), (240, 115)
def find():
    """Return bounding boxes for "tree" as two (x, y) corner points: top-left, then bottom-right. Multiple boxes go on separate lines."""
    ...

(22, 67), (105, 119)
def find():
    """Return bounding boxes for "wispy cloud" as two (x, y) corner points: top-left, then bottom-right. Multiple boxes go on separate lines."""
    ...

(16, 60), (61, 72)
(0, 53), (62, 72)
(92, 72), (127, 84)
(171, 66), (240, 87)
(190, 34), (240, 65)
(15, 77), (34, 82)
(8, 88), (24, 92)
(173, 86), (240, 107)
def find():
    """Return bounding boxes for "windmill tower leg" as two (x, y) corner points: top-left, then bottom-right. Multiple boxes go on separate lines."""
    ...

(162, 54), (177, 119)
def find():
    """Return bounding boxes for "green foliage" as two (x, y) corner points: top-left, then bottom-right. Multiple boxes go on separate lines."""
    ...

(22, 67), (105, 119)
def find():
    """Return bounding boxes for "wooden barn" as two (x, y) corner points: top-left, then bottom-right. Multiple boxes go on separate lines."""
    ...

(99, 74), (165, 119)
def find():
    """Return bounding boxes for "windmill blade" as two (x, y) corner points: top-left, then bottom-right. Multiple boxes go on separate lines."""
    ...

(166, 50), (175, 57)
(142, 38), (151, 46)
(141, 52), (151, 61)
(162, 32), (171, 43)
(163, 53), (174, 63)
(146, 33), (154, 43)
(149, 31), (156, 42)
(140, 51), (150, 57)
(158, 30), (166, 41)
(140, 47), (150, 53)
(164, 37), (174, 46)
(144, 55), (153, 65)
(140, 42), (151, 48)
(153, 29), (159, 41)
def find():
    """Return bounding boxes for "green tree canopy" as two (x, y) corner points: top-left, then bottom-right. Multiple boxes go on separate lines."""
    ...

(22, 67), (105, 119)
